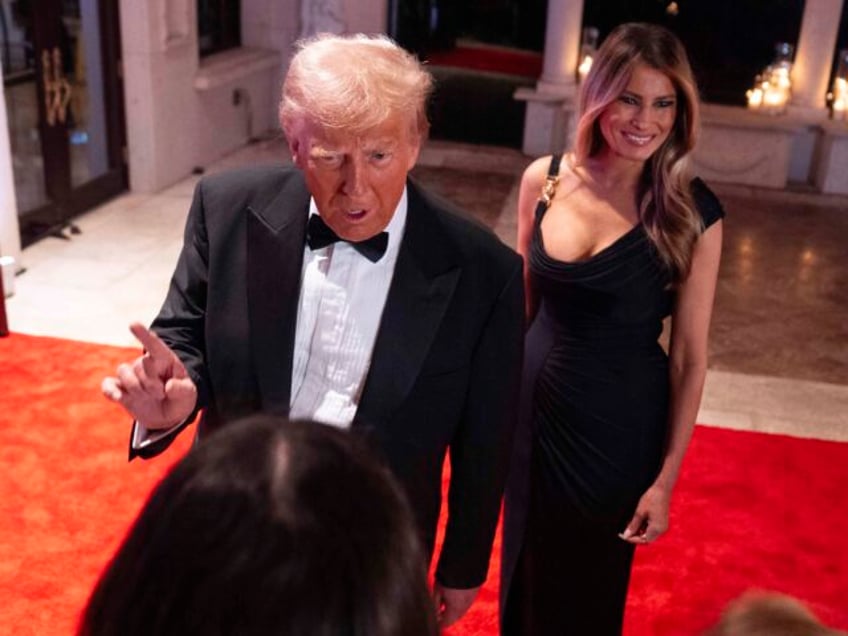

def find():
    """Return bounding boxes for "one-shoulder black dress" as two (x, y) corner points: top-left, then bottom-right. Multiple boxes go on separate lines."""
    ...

(501, 158), (725, 635)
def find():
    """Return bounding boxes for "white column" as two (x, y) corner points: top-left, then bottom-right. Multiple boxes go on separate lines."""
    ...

(515, 0), (584, 155)
(0, 65), (23, 268)
(539, 0), (584, 92)
(792, 0), (845, 110)
(300, 0), (346, 37)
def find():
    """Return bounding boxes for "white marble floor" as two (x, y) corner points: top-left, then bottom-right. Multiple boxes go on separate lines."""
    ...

(7, 134), (291, 346)
(5, 138), (847, 444)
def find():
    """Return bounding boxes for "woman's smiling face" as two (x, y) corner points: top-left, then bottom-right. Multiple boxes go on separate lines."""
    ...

(597, 63), (678, 164)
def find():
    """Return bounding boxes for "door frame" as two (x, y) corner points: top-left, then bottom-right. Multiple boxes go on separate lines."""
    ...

(6, 0), (127, 247)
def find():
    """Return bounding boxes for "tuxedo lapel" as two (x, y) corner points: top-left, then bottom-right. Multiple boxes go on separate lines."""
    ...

(246, 173), (310, 415)
(356, 181), (461, 430)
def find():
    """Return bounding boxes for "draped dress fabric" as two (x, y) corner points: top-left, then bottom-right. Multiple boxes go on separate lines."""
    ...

(501, 164), (725, 635)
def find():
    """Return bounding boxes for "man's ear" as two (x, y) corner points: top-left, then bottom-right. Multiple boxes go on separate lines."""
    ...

(406, 135), (422, 171)
(288, 136), (302, 166)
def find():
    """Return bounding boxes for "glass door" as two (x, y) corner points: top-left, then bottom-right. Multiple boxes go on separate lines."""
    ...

(1, 0), (126, 246)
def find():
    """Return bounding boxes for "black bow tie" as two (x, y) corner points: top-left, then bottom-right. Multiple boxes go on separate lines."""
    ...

(306, 214), (389, 263)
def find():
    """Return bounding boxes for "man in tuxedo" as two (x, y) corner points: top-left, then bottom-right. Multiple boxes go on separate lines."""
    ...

(102, 33), (523, 626)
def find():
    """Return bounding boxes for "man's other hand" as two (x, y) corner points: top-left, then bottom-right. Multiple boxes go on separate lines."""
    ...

(433, 583), (480, 628)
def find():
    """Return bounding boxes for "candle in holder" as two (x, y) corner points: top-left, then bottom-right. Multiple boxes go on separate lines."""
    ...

(832, 78), (847, 120)
(746, 87), (764, 109)
(763, 80), (789, 110)
(831, 50), (848, 121)
(746, 43), (793, 115)
(577, 27), (598, 83)
(578, 54), (593, 81)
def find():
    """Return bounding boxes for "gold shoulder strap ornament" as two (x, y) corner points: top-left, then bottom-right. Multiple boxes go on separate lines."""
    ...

(540, 174), (560, 209)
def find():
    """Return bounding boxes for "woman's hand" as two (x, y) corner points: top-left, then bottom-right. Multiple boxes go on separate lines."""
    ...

(619, 483), (672, 545)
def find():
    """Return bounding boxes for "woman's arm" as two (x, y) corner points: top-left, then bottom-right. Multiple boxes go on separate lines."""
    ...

(516, 157), (551, 323)
(620, 219), (723, 544)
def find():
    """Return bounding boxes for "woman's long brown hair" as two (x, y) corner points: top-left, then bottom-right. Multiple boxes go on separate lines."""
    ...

(573, 22), (703, 283)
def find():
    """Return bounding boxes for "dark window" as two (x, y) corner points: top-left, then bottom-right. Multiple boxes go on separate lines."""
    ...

(831, 3), (848, 87)
(582, 1), (806, 106)
(198, 0), (240, 57)
(389, 0), (547, 56)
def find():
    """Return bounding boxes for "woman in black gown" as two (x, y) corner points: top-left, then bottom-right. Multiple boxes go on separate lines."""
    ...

(501, 23), (724, 635)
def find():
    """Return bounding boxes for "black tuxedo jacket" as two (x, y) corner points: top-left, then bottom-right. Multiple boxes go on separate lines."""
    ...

(131, 165), (524, 588)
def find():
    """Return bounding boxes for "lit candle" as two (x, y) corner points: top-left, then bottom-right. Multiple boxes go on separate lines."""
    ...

(833, 78), (847, 120)
(745, 46), (794, 115)
(578, 54), (593, 82)
(831, 49), (848, 120)
(776, 70), (791, 90)
(577, 27), (599, 84)
(763, 86), (785, 107)
(746, 88), (763, 109)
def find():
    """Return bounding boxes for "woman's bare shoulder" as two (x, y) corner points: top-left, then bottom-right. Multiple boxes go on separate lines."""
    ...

(521, 155), (556, 188)
(522, 154), (579, 188)
(524, 155), (582, 205)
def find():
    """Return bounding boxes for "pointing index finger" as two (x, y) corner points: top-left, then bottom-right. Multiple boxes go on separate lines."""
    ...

(129, 322), (173, 361)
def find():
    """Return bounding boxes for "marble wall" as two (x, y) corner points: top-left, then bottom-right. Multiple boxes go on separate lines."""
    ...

(692, 104), (806, 189)
(118, 0), (388, 193)
(0, 64), (23, 267)
(119, 0), (286, 192)
(815, 122), (848, 195)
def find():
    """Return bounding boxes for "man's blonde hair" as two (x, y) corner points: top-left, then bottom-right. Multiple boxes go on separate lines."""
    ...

(279, 33), (433, 141)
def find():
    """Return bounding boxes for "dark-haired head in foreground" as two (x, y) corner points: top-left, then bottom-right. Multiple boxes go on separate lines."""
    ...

(79, 415), (437, 636)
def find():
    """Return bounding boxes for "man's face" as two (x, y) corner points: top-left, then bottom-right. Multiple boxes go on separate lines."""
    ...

(290, 114), (421, 242)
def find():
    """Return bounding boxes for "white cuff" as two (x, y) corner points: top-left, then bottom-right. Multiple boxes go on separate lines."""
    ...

(131, 420), (182, 450)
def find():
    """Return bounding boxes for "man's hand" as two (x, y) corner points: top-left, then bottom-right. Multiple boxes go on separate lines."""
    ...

(433, 583), (480, 628)
(101, 322), (197, 430)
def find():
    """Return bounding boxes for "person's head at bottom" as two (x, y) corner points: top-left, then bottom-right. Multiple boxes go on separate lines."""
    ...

(707, 591), (846, 636)
(79, 415), (437, 636)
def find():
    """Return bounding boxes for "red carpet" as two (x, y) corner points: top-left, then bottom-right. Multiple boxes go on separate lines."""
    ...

(426, 45), (542, 78)
(1, 333), (846, 635)
(0, 333), (192, 636)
